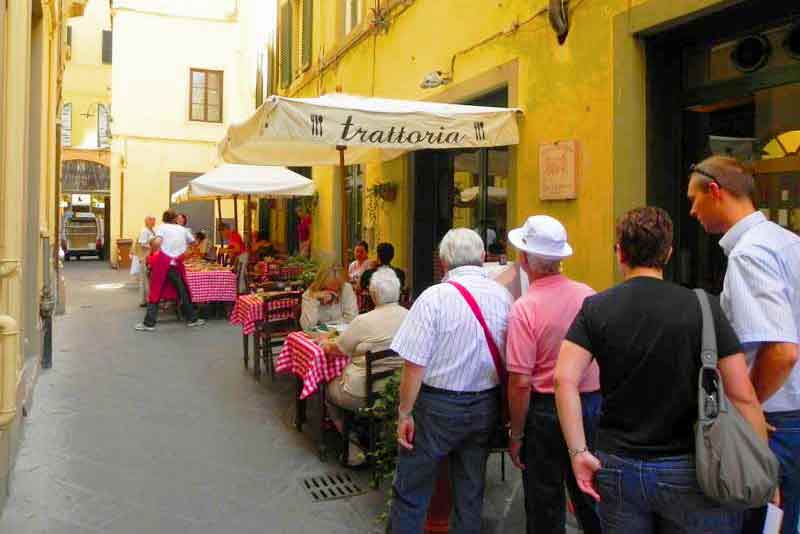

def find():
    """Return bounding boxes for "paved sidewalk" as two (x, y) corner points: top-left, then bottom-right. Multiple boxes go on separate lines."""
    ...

(0, 261), (528, 534)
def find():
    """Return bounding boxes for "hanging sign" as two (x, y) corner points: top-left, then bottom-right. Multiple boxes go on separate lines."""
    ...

(539, 140), (578, 200)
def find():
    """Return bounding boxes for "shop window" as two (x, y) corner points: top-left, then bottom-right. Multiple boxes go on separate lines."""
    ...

(452, 148), (509, 260)
(189, 69), (223, 123)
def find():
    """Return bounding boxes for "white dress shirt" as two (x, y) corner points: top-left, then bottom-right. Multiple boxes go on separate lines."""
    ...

(720, 211), (800, 413)
(391, 265), (513, 392)
(155, 223), (195, 260)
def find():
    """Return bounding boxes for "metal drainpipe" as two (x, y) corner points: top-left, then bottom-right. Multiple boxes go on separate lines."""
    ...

(39, 236), (55, 369)
(0, 314), (20, 428)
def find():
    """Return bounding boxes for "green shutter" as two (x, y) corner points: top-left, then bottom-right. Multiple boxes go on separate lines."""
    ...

(302, 0), (312, 70)
(280, 2), (293, 88)
(102, 30), (112, 64)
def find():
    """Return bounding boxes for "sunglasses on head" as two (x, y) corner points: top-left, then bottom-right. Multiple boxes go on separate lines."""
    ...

(690, 164), (722, 188)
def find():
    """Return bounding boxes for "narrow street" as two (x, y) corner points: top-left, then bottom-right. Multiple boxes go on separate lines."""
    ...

(0, 262), (526, 534)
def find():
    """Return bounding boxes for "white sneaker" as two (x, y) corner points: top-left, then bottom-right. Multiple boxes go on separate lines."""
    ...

(135, 323), (155, 332)
(187, 319), (206, 327)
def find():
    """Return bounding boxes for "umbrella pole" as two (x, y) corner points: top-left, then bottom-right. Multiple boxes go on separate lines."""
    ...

(216, 196), (223, 244)
(244, 194), (252, 245)
(338, 146), (348, 268)
(233, 194), (239, 233)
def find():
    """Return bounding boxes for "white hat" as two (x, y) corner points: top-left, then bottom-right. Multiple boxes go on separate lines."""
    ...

(508, 215), (573, 259)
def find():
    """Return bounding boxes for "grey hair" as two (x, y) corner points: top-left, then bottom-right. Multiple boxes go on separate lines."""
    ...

(369, 267), (401, 305)
(439, 228), (484, 269)
(523, 252), (561, 275)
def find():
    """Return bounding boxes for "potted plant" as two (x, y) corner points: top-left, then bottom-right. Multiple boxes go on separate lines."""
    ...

(368, 181), (398, 202)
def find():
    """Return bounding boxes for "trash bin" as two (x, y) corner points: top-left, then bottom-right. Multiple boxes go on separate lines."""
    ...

(116, 238), (133, 270)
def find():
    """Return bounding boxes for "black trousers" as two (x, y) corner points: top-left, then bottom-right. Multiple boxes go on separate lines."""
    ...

(143, 266), (197, 326)
(522, 392), (602, 534)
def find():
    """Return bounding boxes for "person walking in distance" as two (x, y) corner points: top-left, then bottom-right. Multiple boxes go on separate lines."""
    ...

(389, 228), (513, 534)
(135, 209), (205, 331)
(505, 215), (601, 534)
(688, 156), (800, 534)
(135, 215), (156, 307)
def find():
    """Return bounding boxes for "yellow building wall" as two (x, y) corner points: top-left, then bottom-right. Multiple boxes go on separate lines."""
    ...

(277, 0), (729, 291)
(63, 0), (111, 150)
(109, 0), (267, 263)
(0, 0), (78, 505)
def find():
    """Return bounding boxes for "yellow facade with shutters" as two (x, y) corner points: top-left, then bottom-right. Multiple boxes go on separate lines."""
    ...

(273, 0), (767, 292)
(0, 0), (85, 507)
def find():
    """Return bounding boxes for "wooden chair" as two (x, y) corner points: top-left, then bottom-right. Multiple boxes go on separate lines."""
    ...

(335, 349), (399, 468)
(254, 291), (303, 381)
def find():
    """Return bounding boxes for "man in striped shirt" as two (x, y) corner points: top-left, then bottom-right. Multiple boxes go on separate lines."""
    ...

(688, 155), (800, 534)
(389, 228), (513, 534)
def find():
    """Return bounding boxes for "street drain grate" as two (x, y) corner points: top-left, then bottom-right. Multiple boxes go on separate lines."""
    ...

(300, 472), (366, 502)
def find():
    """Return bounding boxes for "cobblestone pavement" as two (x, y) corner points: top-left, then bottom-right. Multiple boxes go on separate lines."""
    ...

(0, 261), (534, 534)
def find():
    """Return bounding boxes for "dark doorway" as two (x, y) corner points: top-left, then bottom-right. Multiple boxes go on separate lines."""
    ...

(169, 172), (213, 243)
(412, 150), (454, 298)
(410, 88), (510, 296)
(646, 1), (800, 293)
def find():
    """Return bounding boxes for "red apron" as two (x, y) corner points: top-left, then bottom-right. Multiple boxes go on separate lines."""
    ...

(147, 251), (190, 304)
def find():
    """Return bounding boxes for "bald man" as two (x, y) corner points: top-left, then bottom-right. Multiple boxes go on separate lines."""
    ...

(688, 155), (800, 534)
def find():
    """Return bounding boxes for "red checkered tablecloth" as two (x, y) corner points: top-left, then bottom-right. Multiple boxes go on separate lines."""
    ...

(276, 332), (348, 399)
(185, 269), (237, 303)
(229, 293), (297, 335)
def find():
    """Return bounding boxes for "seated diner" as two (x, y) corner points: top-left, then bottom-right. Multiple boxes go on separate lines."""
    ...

(360, 242), (405, 290)
(300, 262), (358, 331)
(322, 268), (407, 465)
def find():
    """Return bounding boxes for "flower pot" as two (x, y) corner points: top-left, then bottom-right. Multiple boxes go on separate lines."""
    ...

(379, 185), (397, 202)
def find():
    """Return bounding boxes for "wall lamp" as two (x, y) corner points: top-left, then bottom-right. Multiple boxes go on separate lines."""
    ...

(420, 70), (451, 89)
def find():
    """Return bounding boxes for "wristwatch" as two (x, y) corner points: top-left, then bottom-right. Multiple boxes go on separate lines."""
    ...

(508, 428), (524, 442)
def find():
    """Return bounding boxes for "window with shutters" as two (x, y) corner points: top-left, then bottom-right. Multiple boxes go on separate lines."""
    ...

(189, 69), (223, 123)
(342, 0), (362, 36)
(279, 1), (293, 88)
(101, 30), (112, 64)
(66, 25), (72, 60)
(97, 104), (110, 147)
(301, 0), (312, 71)
(61, 103), (72, 147)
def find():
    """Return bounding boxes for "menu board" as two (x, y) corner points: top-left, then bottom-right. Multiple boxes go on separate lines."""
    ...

(539, 140), (578, 200)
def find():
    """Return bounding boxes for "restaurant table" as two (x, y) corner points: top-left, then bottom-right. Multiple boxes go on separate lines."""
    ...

(184, 266), (238, 303)
(229, 291), (301, 370)
(275, 331), (348, 430)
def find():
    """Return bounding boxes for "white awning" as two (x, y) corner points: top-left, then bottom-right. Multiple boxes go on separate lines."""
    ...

(219, 93), (522, 166)
(171, 164), (315, 204)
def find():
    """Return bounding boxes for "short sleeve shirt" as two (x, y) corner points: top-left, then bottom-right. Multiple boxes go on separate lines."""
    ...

(155, 223), (194, 259)
(719, 211), (800, 412)
(505, 274), (599, 393)
(390, 266), (513, 392)
(566, 277), (742, 459)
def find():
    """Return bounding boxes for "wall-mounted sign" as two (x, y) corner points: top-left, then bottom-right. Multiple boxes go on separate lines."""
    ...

(539, 140), (578, 200)
(71, 193), (91, 206)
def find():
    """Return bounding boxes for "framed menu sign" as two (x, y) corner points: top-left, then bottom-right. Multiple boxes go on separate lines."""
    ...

(539, 140), (578, 200)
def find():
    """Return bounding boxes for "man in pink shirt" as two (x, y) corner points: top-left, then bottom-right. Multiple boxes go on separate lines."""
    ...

(505, 215), (601, 534)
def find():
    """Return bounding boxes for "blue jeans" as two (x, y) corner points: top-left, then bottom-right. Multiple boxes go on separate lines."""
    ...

(522, 392), (601, 534)
(390, 385), (499, 534)
(595, 452), (742, 534)
(743, 409), (800, 534)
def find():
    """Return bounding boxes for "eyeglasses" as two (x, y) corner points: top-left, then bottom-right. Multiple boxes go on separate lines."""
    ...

(690, 164), (722, 188)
